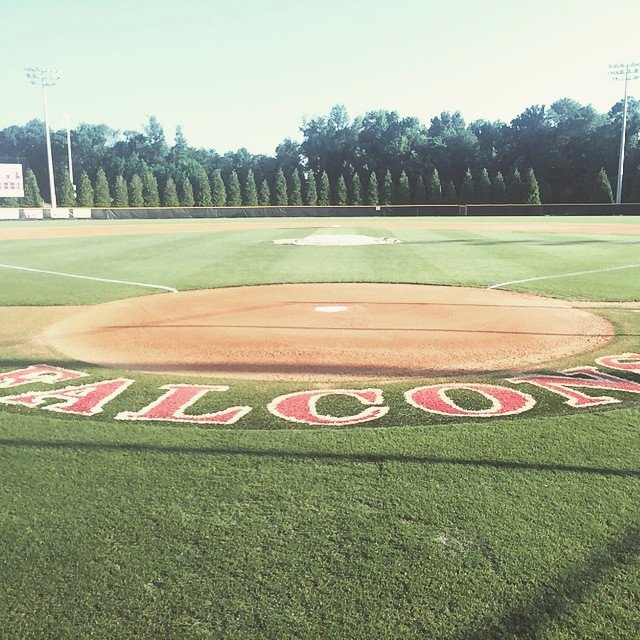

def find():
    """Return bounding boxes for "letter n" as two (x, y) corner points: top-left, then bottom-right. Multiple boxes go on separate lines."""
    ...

(509, 367), (640, 408)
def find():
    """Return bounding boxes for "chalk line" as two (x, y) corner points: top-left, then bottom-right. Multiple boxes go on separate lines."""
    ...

(0, 263), (178, 293)
(488, 264), (640, 290)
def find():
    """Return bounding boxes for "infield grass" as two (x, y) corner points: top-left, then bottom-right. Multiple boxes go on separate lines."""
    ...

(0, 216), (638, 639)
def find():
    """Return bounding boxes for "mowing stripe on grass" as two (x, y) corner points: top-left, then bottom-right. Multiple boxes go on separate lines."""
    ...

(0, 263), (178, 293)
(488, 264), (640, 290)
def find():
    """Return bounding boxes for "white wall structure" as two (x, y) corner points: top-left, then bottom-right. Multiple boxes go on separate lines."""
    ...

(0, 208), (20, 220)
(50, 208), (71, 219)
(71, 208), (91, 219)
(22, 208), (44, 220)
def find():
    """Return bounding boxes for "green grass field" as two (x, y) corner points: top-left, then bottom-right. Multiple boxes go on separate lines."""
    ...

(0, 216), (638, 639)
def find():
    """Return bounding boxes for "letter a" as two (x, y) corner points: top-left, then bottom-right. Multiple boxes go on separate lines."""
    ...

(0, 378), (134, 416)
(0, 364), (87, 388)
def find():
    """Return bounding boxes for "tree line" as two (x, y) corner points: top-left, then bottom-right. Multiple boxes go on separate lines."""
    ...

(2, 97), (640, 208)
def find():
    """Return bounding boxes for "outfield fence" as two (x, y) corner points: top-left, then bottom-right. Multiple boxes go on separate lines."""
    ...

(2, 203), (640, 220)
(86, 203), (640, 218)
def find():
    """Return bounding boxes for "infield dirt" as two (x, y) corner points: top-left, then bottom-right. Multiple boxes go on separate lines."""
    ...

(38, 283), (614, 381)
(1, 218), (639, 241)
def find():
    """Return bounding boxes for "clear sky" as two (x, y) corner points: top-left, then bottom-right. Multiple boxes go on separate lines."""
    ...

(4, 0), (639, 154)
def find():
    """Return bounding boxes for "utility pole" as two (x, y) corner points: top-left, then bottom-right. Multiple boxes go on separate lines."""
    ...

(609, 62), (639, 204)
(25, 67), (62, 209)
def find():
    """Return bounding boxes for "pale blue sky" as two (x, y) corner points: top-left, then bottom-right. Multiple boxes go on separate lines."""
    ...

(4, 0), (639, 154)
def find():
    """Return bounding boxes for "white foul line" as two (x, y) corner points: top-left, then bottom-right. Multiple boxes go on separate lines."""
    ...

(488, 264), (640, 290)
(0, 263), (178, 293)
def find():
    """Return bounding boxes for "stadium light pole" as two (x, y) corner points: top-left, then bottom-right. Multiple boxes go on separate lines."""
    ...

(63, 113), (75, 193)
(25, 67), (62, 209)
(609, 62), (639, 204)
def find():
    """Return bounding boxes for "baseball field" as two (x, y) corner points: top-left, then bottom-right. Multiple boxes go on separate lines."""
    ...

(0, 215), (639, 639)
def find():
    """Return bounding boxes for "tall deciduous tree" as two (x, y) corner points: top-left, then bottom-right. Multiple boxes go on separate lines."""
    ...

(275, 168), (288, 205)
(459, 168), (475, 204)
(477, 168), (492, 203)
(181, 176), (195, 206)
(58, 168), (76, 206)
(258, 180), (271, 205)
(289, 170), (302, 205)
(128, 174), (144, 207)
(426, 168), (442, 203)
(381, 170), (393, 205)
(304, 172), (317, 205)
(591, 168), (614, 203)
(23, 168), (44, 206)
(492, 171), (507, 203)
(243, 169), (258, 206)
(227, 170), (242, 206)
(335, 175), (347, 205)
(4, 99), (640, 207)
(94, 168), (111, 206)
(365, 172), (379, 205)
(396, 171), (410, 204)
(114, 175), (129, 207)
(211, 169), (226, 206)
(163, 177), (179, 207)
(524, 168), (542, 204)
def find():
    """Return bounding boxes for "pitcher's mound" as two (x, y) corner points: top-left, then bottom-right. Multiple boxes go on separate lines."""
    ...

(41, 283), (613, 381)
(273, 234), (400, 246)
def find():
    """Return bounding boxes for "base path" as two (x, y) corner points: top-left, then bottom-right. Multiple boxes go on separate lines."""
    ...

(40, 283), (614, 381)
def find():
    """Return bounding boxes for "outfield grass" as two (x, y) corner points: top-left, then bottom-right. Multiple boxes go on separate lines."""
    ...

(0, 217), (638, 639)
(0, 217), (638, 304)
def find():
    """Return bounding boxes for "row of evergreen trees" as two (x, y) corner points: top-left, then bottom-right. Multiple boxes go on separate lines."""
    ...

(17, 164), (624, 208)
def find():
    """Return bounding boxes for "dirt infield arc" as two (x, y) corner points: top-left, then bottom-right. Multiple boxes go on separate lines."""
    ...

(40, 283), (614, 381)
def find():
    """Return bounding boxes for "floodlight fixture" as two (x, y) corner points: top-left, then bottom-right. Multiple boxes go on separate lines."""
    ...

(609, 62), (639, 204)
(25, 67), (62, 209)
(26, 67), (62, 87)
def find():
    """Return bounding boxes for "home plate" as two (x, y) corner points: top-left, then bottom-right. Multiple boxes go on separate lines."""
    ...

(315, 305), (348, 313)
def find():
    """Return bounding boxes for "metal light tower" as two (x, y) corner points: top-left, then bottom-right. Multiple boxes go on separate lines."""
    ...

(63, 113), (75, 193)
(25, 67), (62, 209)
(609, 62), (639, 204)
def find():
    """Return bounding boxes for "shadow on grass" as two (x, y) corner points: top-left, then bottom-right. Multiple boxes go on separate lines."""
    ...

(455, 521), (640, 640)
(1, 438), (639, 478)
